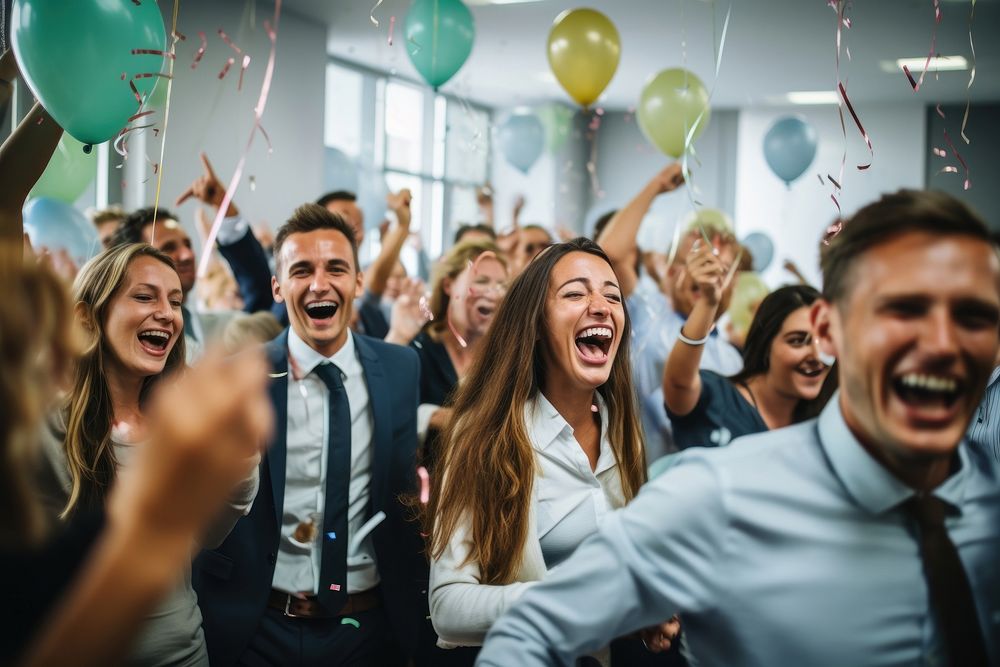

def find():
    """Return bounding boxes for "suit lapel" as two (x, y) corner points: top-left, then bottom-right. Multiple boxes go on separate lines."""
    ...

(265, 330), (290, 530)
(355, 335), (391, 512)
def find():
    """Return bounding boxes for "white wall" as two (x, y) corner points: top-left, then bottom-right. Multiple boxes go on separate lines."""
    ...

(133, 1), (326, 248)
(593, 109), (739, 252)
(734, 104), (927, 287)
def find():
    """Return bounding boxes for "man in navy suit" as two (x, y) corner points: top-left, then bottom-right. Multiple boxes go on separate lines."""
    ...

(193, 203), (426, 666)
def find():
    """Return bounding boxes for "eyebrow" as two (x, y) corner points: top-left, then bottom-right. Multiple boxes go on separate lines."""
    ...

(557, 277), (621, 291)
(133, 283), (183, 298)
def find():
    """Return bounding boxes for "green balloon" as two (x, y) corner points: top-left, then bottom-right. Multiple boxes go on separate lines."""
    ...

(729, 272), (770, 335)
(12, 0), (166, 146)
(30, 133), (96, 203)
(536, 103), (574, 154)
(638, 68), (711, 158)
(404, 0), (475, 90)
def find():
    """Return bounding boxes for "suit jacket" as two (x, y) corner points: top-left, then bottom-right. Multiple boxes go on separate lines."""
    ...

(193, 329), (427, 666)
(216, 226), (276, 316)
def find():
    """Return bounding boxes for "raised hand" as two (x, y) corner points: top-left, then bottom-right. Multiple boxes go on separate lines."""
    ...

(385, 277), (432, 346)
(686, 239), (725, 307)
(175, 153), (238, 217)
(639, 616), (681, 653)
(650, 163), (685, 194)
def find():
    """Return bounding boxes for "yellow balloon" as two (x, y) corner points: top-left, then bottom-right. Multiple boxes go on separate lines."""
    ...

(547, 8), (620, 108)
(638, 68), (711, 158)
(728, 272), (770, 335)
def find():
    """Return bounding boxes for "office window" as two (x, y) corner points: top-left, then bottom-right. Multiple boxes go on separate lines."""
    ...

(324, 63), (364, 157)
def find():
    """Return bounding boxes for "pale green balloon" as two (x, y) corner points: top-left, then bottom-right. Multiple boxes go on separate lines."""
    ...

(30, 133), (96, 203)
(12, 0), (166, 145)
(729, 272), (770, 335)
(536, 103), (575, 154)
(638, 68), (711, 158)
(404, 0), (475, 90)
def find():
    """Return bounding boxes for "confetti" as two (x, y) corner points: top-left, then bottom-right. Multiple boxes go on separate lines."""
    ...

(388, 15), (396, 46)
(218, 28), (243, 54)
(591, 404), (598, 413)
(131, 48), (175, 59)
(370, 0), (384, 26)
(329, 584), (341, 592)
(238, 54), (251, 91)
(218, 56), (235, 80)
(417, 466), (430, 505)
(341, 617), (360, 628)
(326, 531), (337, 540)
(192, 31), (207, 69)
(198, 5), (282, 280)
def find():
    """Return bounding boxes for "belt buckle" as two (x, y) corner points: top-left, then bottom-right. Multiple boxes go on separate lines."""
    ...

(282, 594), (305, 619)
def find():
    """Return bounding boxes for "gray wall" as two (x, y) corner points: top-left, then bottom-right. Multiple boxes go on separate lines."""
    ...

(591, 109), (739, 251)
(925, 103), (1000, 230)
(131, 1), (326, 247)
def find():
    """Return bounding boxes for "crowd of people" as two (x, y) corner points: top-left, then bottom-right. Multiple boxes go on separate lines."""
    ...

(2, 46), (1000, 667)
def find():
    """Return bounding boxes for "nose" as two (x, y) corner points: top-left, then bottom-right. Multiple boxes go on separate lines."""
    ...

(310, 269), (332, 294)
(177, 245), (195, 264)
(588, 292), (610, 317)
(921, 307), (960, 360)
(154, 297), (176, 324)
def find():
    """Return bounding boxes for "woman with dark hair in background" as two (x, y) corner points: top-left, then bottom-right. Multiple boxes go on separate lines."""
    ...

(662, 240), (832, 450)
(427, 238), (679, 666)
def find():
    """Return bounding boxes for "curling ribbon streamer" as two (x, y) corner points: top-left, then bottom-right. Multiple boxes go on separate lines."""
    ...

(838, 82), (873, 170)
(192, 31), (207, 69)
(903, 0), (942, 93)
(961, 0), (977, 143)
(370, 0), (384, 27)
(198, 3), (282, 279)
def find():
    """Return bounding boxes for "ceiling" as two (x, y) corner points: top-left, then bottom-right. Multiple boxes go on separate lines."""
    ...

(284, 0), (1000, 111)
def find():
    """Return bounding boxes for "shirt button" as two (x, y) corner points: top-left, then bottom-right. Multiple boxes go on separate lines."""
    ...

(268, 552), (276, 565)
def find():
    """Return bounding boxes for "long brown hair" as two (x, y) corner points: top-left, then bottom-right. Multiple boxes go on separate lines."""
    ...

(427, 238), (646, 584)
(0, 246), (79, 546)
(62, 243), (186, 517)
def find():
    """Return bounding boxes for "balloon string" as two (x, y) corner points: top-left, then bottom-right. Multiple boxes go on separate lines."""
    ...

(197, 2), (282, 279)
(370, 0), (384, 27)
(680, 2), (731, 242)
(150, 0), (181, 246)
(960, 0), (977, 144)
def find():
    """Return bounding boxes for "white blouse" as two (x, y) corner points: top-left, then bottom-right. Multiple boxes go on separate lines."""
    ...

(429, 393), (626, 651)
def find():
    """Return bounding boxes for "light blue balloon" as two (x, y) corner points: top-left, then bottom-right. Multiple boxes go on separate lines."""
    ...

(23, 197), (101, 266)
(324, 147), (360, 194)
(763, 116), (818, 185)
(404, 0), (475, 90)
(741, 232), (775, 272)
(498, 111), (545, 174)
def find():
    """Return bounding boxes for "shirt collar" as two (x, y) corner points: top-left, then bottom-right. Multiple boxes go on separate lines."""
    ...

(987, 365), (1000, 389)
(818, 392), (971, 514)
(525, 393), (615, 473)
(287, 327), (360, 380)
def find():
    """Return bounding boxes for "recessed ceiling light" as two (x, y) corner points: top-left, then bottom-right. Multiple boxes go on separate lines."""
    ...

(778, 90), (840, 105)
(465, 0), (546, 5)
(880, 55), (969, 73)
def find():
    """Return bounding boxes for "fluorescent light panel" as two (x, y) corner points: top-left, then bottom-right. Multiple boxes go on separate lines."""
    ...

(882, 55), (969, 73)
(783, 90), (839, 105)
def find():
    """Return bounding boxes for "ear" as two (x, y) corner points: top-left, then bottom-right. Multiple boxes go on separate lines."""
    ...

(271, 275), (284, 304)
(442, 276), (453, 298)
(354, 270), (364, 300)
(810, 299), (839, 360)
(74, 302), (94, 332)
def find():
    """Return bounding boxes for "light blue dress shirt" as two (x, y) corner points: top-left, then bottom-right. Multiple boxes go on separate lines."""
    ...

(968, 365), (1000, 464)
(476, 396), (1000, 667)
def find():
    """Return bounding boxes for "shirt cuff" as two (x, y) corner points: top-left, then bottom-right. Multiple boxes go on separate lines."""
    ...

(215, 214), (251, 246)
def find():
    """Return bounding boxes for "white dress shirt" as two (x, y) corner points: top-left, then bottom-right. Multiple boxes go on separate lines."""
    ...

(429, 392), (626, 654)
(272, 329), (380, 595)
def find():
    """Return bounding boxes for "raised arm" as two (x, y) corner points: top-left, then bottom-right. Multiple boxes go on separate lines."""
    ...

(596, 163), (684, 298)
(365, 189), (412, 298)
(662, 241), (725, 417)
(0, 50), (63, 246)
(176, 153), (274, 314)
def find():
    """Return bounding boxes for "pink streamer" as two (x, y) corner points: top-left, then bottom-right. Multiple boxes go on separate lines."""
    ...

(218, 28), (243, 54)
(838, 82), (873, 170)
(218, 57), (235, 79)
(197, 8), (282, 279)
(238, 54), (251, 91)
(906, 0), (942, 92)
(417, 467), (430, 504)
(192, 31), (207, 69)
(388, 16), (396, 46)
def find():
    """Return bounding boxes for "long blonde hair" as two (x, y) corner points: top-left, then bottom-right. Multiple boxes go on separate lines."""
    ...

(62, 243), (186, 517)
(427, 238), (646, 584)
(426, 239), (505, 341)
(0, 246), (79, 546)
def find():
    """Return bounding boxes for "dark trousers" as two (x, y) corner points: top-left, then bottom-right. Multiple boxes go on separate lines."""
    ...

(237, 605), (404, 667)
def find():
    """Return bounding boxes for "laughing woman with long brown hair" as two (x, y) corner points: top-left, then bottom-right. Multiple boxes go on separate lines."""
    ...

(426, 238), (679, 665)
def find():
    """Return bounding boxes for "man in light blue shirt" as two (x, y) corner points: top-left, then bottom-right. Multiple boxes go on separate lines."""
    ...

(477, 189), (1000, 667)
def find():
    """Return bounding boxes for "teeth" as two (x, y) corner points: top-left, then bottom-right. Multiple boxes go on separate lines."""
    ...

(899, 373), (958, 393)
(306, 301), (337, 310)
(577, 326), (612, 340)
(140, 330), (169, 339)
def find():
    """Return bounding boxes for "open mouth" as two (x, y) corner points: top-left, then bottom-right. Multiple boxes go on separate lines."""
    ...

(305, 300), (339, 321)
(137, 329), (171, 355)
(795, 364), (826, 379)
(476, 305), (495, 318)
(892, 372), (962, 412)
(575, 326), (613, 365)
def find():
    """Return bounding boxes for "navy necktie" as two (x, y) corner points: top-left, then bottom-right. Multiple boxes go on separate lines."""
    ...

(905, 494), (988, 667)
(313, 361), (351, 612)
